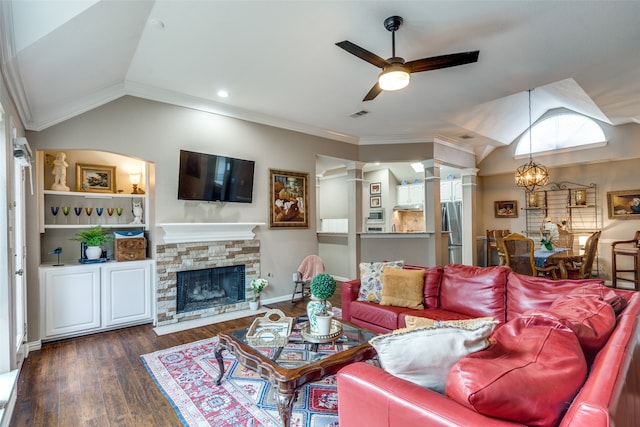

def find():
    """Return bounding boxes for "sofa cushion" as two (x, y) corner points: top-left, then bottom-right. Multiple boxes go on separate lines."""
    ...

(446, 314), (587, 426)
(568, 282), (628, 315)
(349, 301), (406, 330)
(506, 272), (605, 321)
(379, 266), (425, 309)
(404, 315), (495, 330)
(369, 317), (497, 393)
(547, 293), (616, 357)
(357, 260), (404, 303)
(439, 264), (509, 323)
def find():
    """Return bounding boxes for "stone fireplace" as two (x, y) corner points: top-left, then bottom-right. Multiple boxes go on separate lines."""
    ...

(176, 265), (246, 313)
(155, 232), (261, 326)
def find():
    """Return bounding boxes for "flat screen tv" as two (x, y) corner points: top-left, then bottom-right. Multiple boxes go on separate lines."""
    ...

(178, 149), (255, 203)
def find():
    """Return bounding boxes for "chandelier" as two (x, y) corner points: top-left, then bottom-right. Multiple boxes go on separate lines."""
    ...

(515, 89), (549, 191)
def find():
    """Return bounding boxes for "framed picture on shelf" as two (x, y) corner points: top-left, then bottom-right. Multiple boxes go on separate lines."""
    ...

(269, 169), (309, 228)
(370, 182), (381, 194)
(494, 200), (518, 218)
(607, 189), (640, 219)
(370, 196), (381, 208)
(76, 163), (116, 193)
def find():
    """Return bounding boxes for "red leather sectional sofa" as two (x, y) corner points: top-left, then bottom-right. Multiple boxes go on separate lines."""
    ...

(338, 264), (640, 426)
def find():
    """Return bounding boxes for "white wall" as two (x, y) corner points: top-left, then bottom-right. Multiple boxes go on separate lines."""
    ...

(25, 96), (358, 341)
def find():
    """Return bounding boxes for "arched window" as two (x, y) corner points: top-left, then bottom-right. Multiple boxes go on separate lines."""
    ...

(515, 112), (606, 156)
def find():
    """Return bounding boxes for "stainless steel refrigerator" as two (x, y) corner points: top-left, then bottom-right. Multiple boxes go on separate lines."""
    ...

(441, 201), (462, 264)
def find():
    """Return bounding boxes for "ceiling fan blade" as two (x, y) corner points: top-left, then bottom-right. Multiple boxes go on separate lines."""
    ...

(406, 50), (479, 73)
(336, 40), (389, 69)
(363, 82), (383, 101)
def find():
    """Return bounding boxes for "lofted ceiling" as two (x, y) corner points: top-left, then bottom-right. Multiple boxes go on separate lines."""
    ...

(1, 1), (639, 163)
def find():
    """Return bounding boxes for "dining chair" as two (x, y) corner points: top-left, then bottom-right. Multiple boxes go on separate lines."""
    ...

(610, 230), (640, 289)
(292, 254), (325, 302)
(566, 230), (601, 280)
(555, 229), (575, 249)
(486, 229), (510, 266)
(501, 233), (559, 279)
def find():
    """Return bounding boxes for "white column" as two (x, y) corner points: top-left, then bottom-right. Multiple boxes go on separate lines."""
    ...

(460, 169), (478, 265)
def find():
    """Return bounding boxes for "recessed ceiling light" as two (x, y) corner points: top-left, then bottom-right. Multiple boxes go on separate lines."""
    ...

(217, 90), (229, 98)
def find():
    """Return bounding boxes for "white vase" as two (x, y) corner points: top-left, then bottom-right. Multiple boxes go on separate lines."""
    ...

(85, 246), (102, 260)
(315, 312), (334, 335)
(306, 297), (332, 334)
(249, 300), (259, 311)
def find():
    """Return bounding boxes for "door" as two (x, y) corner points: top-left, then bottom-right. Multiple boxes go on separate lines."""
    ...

(12, 146), (27, 362)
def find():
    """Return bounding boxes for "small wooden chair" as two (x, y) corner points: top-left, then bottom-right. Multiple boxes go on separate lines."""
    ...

(502, 233), (559, 279)
(566, 230), (601, 280)
(555, 229), (575, 249)
(486, 229), (510, 266)
(611, 231), (640, 290)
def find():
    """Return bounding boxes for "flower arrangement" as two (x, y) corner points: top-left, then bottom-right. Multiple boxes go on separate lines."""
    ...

(310, 273), (336, 315)
(71, 226), (114, 247)
(540, 237), (553, 251)
(250, 278), (268, 302)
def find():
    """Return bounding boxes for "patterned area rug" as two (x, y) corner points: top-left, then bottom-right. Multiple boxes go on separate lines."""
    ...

(142, 336), (347, 427)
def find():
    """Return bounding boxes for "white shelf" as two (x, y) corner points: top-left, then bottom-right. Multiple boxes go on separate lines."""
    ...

(157, 222), (264, 243)
(43, 189), (143, 198)
(44, 224), (144, 230)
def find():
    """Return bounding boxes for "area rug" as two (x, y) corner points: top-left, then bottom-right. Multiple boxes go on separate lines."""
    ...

(142, 335), (356, 427)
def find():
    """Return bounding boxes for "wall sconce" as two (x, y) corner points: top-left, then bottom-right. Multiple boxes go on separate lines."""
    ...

(129, 173), (144, 194)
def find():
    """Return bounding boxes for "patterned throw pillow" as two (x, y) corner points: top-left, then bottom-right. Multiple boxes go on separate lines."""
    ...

(357, 260), (404, 302)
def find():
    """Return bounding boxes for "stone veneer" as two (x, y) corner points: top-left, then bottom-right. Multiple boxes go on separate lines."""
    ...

(155, 239), (260, 326)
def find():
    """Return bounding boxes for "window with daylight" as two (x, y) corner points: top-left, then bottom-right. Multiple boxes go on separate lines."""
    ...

(515, 112), (606, 156)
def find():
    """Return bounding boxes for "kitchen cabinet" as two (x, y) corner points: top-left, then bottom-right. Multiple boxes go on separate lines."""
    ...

(39, 260), (154, 341)
(397, 183), (425, 205)
(441, 179), (462, 202)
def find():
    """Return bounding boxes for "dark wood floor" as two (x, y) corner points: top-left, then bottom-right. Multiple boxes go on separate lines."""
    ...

(11, 289), (342, 427)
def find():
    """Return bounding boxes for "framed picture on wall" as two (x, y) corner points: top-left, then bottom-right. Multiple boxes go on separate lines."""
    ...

(607, 189), (640, 219)
(269, 169), (309, 228)
(494, 200), (518, 218)
(370, 182), (381, 195)
(370, 196), (381, 208)
(76, 163), (117, 193)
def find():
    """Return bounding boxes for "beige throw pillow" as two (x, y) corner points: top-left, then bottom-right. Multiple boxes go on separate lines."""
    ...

(404, 315), (496, 331)
(369, 317), (498, 393)
(379, 266), (425, 310)
(357, 260), (404, 302)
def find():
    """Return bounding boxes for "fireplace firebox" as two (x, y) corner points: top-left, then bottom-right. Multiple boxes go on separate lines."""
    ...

(176, 265), (246, 313)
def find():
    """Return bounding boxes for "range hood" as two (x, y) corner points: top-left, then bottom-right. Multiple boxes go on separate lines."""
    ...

(393, 204), (424, 211)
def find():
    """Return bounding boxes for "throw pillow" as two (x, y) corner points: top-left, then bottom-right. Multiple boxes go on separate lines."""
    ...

(369, 317), (497, 393)
(547, 293), (616, 357)
(404, 315), (495, 330)
(357, 260), (404, 302)
(446, 314), (587, 427)
(379, 266), (425, 309)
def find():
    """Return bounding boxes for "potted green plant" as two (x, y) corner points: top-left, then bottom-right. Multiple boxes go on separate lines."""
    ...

(71, 226), (113, 260)
(308, 273), (337, 334)
(249, 278), (268, 310)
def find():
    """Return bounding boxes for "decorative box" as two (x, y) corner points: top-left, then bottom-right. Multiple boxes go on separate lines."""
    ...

(246, 309), (294, 347)
(114, 231), (146, 261)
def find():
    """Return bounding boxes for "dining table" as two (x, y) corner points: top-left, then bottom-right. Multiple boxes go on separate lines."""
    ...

(534, 248), (583, 279)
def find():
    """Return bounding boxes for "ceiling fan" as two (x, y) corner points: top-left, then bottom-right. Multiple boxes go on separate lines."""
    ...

(336, 16), (480, 101)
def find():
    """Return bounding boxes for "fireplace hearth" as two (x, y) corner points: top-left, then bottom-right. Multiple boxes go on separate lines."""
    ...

(177, 265), (246, 313)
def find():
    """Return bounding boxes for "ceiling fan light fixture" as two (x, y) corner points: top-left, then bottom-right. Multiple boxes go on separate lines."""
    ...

(378, 66), (410, 91)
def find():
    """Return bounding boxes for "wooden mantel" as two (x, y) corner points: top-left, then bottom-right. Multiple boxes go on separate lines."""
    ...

(157, 222), (265, 243)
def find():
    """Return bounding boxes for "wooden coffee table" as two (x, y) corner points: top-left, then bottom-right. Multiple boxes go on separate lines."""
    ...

(214, 317), (377, 427)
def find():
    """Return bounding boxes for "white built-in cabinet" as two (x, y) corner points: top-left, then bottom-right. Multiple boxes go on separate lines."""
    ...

(39, 260), (154, 341)
(397, 183), (425, 205)
(440, 179), (462, 202)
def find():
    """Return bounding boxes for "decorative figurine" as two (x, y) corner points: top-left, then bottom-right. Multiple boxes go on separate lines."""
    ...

(131, 200), (143, 224)
(49, 247), (63, 266)
(51, 152), (70, 191)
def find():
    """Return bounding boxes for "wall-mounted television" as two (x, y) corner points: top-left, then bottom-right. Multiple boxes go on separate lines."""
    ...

(178, 149), (255, 203)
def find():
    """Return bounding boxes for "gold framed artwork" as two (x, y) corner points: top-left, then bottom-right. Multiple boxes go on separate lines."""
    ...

(607, 189), (640, 219)
(494, 200), (518, 218)
(269, 169), (309, 228)
(76, 163), (116, 193)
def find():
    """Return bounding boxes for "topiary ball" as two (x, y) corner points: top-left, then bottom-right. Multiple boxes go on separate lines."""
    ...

(310, 273), (336, 300)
